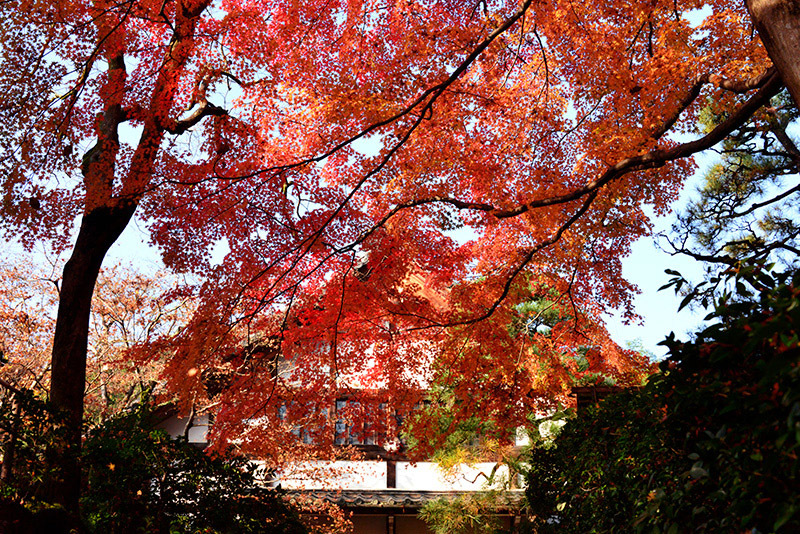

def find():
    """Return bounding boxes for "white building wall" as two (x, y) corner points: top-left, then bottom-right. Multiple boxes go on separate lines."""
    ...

(395, 462), (510, 491)
(279, 460), (510, 491)
(157, 414), (210, 446)
(280, 461), (387, 490)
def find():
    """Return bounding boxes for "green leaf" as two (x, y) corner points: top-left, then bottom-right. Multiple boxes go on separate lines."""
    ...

(678, 293), (694, 312)
(774, 503), (796, 530)
(689, 462), (708, 479)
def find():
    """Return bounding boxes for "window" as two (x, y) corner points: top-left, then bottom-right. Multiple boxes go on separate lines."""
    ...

(334, 397), (389, 447)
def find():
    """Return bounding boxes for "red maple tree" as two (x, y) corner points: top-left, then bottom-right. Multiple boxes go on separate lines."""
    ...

(0, 0), (797, 512)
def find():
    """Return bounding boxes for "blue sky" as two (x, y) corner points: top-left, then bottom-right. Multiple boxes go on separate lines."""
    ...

(603, 216), (706, 358)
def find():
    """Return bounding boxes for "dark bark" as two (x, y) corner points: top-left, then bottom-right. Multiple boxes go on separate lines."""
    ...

(43, 0), (212, 517)
(47, 201), (137, 513)
(746, 0), (800, 108)
(1, 396), (22, 485)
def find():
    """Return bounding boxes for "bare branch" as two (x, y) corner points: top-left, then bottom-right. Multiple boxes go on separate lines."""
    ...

(165, 101), (227, 135)
(707, 68), (777, 94)
(391, 69), (783, 222)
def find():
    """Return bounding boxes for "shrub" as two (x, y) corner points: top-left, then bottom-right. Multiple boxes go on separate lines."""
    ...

(526, 266), (800, 533)
(0, 398), (307, 534)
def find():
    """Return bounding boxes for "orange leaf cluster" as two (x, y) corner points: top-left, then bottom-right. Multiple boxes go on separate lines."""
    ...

(0, 0), (778, 461)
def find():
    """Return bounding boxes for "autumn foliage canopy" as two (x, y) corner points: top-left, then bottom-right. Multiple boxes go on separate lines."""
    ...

(0, 0), (790, 467)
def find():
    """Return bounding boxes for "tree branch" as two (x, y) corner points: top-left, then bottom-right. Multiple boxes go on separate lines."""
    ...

(390, 69), (783, 222)
(707, 68), (777, 94)
(165, 100), (227, 135)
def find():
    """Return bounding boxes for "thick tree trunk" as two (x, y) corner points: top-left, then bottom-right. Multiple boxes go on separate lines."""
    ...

(47, 202), (137, 514)
(0, 396), (22, 485)
(39, 0), (209, 521)
(746, 0), (800, 107)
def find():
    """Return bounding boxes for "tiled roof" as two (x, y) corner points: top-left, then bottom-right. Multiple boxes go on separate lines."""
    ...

(286, 489), (525, 510)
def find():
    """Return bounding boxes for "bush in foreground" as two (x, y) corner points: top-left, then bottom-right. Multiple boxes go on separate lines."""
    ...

(0, 398), (306, 534)
(526, 265), (800, 533)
